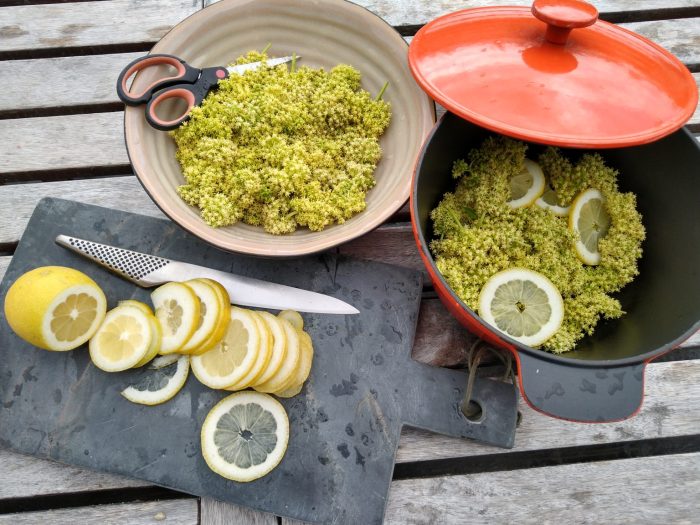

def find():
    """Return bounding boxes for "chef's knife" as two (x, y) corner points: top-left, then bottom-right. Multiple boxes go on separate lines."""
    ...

(55, 235), (358, 314)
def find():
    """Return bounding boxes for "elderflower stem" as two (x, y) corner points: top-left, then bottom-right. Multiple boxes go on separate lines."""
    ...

(376, 81), (389, 100)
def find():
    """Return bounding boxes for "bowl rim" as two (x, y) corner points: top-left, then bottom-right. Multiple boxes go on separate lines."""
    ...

(124, 0), (436, 257)
(410, 111), (700, 367)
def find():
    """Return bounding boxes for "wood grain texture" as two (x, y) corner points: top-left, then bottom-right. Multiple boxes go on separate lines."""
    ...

(0, 449), (149, 499)
(386, 452), (700, 525)
(0, 498), (198, 525)
(200, 497), (278, 525)
(0, 0), (199, 54)
(397, 359), (700, 462)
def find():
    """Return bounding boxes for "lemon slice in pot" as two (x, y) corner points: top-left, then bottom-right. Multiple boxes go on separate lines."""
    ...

(569, 188), (611, 266)
(4, 266), (107, 351)
(191, 307), (260, 389)
(121, 354), (189, 405)
(507, 159), (545, 209)
(201, 391), (289, 482)
(478, 268), (564, 347)
(151, 282), (200, 354)
(535, 184), (570, 216)
(89, 304), (154, 372)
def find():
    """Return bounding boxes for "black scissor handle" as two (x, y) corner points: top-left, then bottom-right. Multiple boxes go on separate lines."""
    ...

(144, 67), (229, 131)
(117, 54), (201, 106)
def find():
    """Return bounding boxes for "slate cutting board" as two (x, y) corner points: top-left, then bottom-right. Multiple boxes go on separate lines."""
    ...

(0, 199), (517, 524)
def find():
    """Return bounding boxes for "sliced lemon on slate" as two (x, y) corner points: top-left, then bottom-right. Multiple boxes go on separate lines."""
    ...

(535, 184), (570, 217)
(278, 310), (304, 331)
(180, 280), (225, 355)
(226, 311), (272, 391)
(507, 159), (546, 209)
(254, 318), (300, 394)
(478, 268), (564, 347)
(151, 282), (200, 354)
(121, 354), (190, 406)
(569, 188), (611, 266)
(251, 311), (287, 386)
(4, 266), (107, 351)
(201, 391), (289, 482)
(119, 300), (161, 367)
(191, 307), (260, 389)
(89, 304), (154, 372)
(275, 331), (314, 398)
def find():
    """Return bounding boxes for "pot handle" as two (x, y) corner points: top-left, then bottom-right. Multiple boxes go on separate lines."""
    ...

(517, 352), (646, 422)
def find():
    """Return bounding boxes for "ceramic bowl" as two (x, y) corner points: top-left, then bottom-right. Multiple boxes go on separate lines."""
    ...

(124, 0), (435, 257)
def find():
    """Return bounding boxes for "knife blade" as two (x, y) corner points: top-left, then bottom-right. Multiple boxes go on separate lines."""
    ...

(55, 235), (358, 315)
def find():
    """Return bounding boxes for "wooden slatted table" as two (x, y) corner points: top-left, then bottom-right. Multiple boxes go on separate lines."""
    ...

(1, 1), (699, 523)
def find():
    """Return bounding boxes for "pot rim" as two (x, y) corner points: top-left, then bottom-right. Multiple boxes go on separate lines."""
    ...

(410, 111), (700, 369)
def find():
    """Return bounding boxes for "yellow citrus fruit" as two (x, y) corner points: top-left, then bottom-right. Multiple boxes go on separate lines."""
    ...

(89, 304), (154, 372)
(118, 300), (161, 367)
(151, 282), (200, 354)
(254, 317), (300, 394)
(180, 280), (225, 354)
(277, 310), (303, 331)
(4, 266), (107, 351)
(478, 268), (564, 347)
(121, 355), (190, 406)
(226, 311), (272, 391)
(251, 311), (287, 386)
(201, 391), (289, 482)
(535, 184), (570, 217)
(569, 188), (611, 266)
(191, 307), (260, 389)
(507, 159), (546, 209)
(275, 330), (314, 398)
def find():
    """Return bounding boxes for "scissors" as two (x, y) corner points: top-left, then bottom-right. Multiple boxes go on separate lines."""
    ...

(117, 54), (296, 131)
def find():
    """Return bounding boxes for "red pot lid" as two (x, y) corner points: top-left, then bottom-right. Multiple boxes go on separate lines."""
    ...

(408, 0), (698, 148)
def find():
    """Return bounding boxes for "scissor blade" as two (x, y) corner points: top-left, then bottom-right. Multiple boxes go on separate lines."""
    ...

(227, 56), (298, 75)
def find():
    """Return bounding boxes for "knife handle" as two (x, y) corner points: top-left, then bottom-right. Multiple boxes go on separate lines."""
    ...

(55, 235), (171, 287)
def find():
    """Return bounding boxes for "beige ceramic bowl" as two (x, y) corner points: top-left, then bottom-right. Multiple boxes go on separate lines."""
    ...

(124, 0), (435, 257)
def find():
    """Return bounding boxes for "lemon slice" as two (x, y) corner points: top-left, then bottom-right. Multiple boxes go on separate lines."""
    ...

(275, 331), (314, 398)
(254, 318), (300, 394)
(535, 184), (570, 217)
(4, 266), (107, 351)
(180, 280), (224, 354)
(151, 282), (200, 354)
(478, 268), (564, 347)
(507, 159), (546, 209)
(251, 311), (287, 386)
(226, 311), (273, 391)
(119, 300), (161, 367)
(201, 391), (289, 482)
(278, 310), (303, 331)
(89, 304), (154, 372)
(121, 355), (189, 405)
(191, 307), (260, 389)
(569, 188), (611, 265)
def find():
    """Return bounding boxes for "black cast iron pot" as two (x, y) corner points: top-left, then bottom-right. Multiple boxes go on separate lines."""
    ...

(411, 112), (700, 422)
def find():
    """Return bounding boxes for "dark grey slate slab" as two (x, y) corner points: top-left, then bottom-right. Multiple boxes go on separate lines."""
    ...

(0, 198), (517, 524)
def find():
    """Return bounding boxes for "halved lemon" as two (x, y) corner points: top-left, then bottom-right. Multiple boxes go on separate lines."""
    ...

(254, 318), (300, 394)
(121, 354), (189, 405)
(569, 188), (611, 265)
(535, 184), (570, 217)
(478, 268), (564, 347)
(507, 159), (546, 209)
(275, 331), (314, 398)
(151, 282), (200, 354)
(89, 304), (154, 372)
(251, 311), (287, 386)
(278, 310), (303, 331)
(191, 307), (260, 389)
(180, 280), (225, 354)
(226, 311), (272, 391)
(201, 391), (289, 482)
(119, 300), (161, 367)
(4, 266), (107, 351)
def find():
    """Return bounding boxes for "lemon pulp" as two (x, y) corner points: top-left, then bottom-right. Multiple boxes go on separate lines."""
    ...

(50, 292), (98, 342)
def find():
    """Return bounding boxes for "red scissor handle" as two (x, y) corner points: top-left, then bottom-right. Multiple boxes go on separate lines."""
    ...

(116, 54), (201, 105)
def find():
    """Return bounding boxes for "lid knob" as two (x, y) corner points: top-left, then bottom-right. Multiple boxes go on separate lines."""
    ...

(532, 0), (598, 45)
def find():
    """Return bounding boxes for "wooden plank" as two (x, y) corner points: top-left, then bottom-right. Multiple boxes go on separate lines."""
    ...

(0, 0), (199, 55)
(0, 498), (198, 525)
(0, 449), (149, 499)
(0, 53), (142, 114)
(385, 452), (700, 524)
(624, 17), (700, 65)
(397, 359), (700, 463)
(200, 498), (278, 525)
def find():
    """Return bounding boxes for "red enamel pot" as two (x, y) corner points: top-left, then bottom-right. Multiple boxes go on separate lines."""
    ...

(410, 113), (700, 422)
